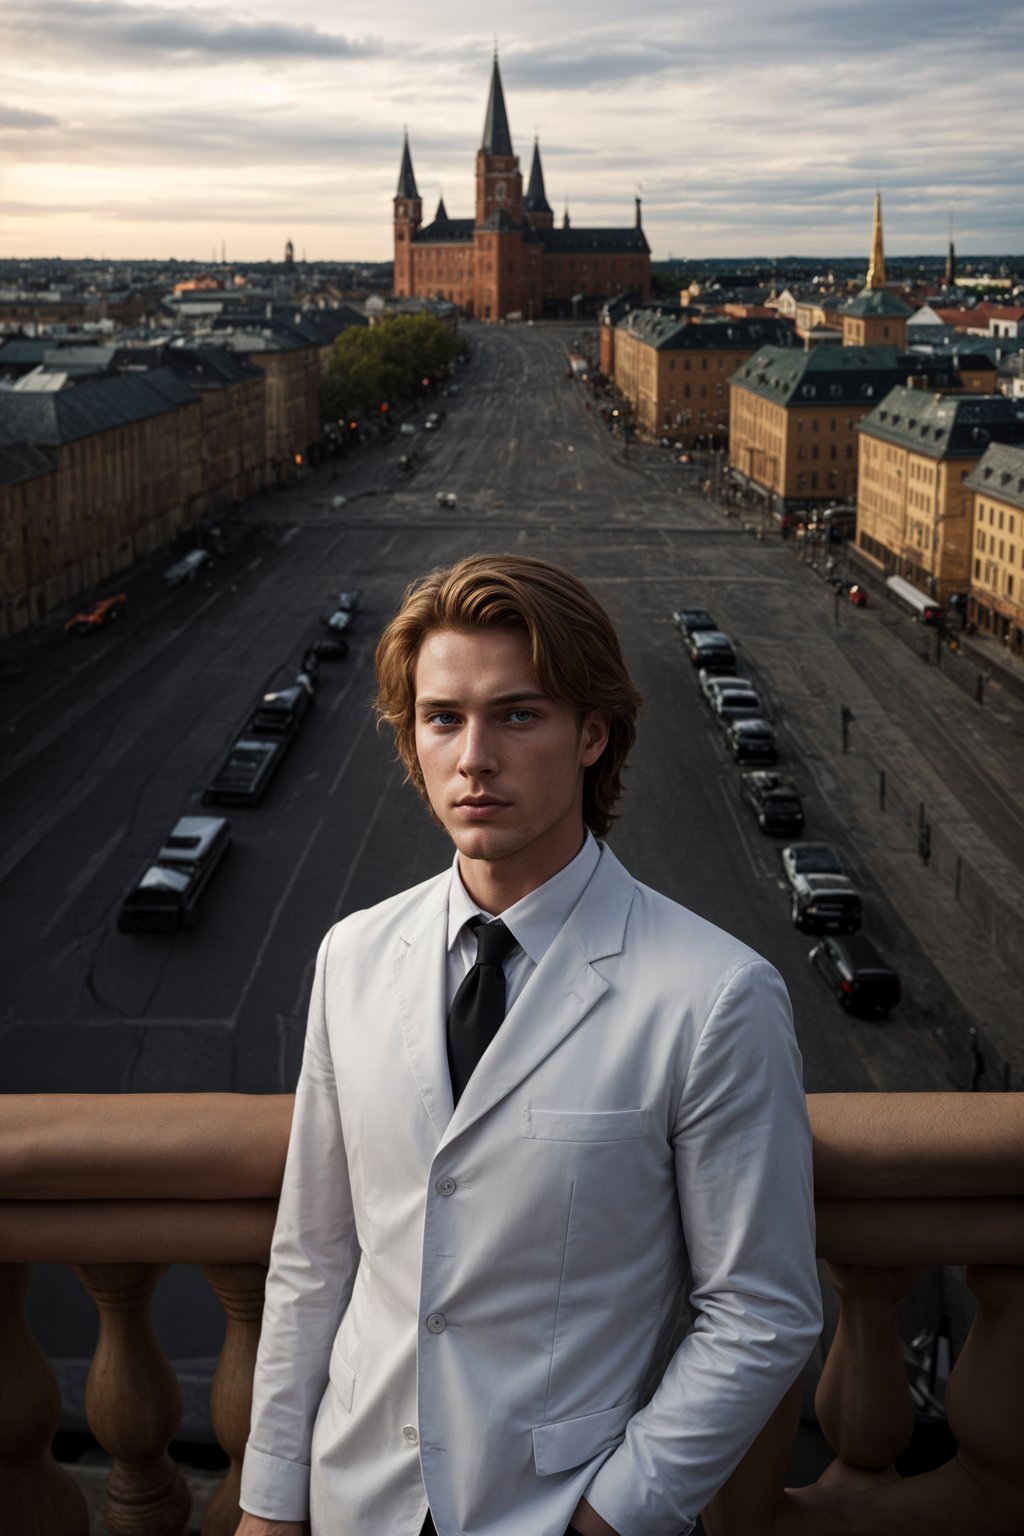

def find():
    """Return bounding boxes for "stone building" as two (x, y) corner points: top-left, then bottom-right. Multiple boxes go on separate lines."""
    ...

(393, 56), (651, 320)
(964, 443), (1024, 649)
(0, 371), (203, 635)
(728, 348), (957, 511)
(611, 310), (795, 446)
(839, 195), (913, 349)
(855, 389), (1024, 602)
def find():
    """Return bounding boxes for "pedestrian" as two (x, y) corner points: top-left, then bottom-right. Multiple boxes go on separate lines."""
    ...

(236, 553), (821, 1536)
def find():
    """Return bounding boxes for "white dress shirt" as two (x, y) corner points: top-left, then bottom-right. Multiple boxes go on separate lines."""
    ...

(445, 831), (601, 1014)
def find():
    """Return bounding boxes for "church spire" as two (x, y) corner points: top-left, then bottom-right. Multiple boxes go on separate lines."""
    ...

(396, 131), (419, 199)
(481, 53), (514, 156)
(866, 189), (886, 290)
(945, 208), (957, 288)
(524, 137), (553, 217)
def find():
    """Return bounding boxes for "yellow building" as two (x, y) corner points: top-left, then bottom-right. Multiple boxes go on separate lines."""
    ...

(728, 347), (955, 510)
(855, 389), (1024, 602)
(612, 310), (794, 446)
(964, 443), (1024, 651)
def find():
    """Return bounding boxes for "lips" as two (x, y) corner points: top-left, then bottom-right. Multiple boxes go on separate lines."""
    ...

(453, 797), (510, 819)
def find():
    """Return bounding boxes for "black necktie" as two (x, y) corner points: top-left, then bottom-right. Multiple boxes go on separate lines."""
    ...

(447, 917), (519, 1104)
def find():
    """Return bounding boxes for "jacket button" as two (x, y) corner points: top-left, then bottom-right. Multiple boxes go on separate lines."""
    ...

(435, 1176), (457, 1196)
(402, 1425), (419, 1444)
(426, 1312), (447, 1334)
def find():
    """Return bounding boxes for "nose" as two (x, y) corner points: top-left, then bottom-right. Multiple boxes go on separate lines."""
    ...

(457, 717), (498, 779)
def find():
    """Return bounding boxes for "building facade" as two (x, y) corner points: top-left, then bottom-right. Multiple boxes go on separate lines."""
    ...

(965, 443), (1024, 650)
(728, 347), (957, 510)
(612, 310), (795, 446)
(393, 58), (651, 320)
(855, 389), (1024, 602)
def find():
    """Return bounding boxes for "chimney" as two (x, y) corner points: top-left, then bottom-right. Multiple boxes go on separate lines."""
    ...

(635, 196), (642, 229)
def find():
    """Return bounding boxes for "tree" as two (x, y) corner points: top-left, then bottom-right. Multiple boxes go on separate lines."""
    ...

(320, 314), (461, 422)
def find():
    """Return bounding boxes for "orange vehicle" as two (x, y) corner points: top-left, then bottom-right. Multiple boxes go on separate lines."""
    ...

(64, 594), (127, 634)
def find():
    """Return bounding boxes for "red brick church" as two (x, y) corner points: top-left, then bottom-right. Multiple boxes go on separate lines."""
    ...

(393, 56), (651, 320)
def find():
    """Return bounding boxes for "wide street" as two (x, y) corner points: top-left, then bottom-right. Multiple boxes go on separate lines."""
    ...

(4, 322), (1024, 1111)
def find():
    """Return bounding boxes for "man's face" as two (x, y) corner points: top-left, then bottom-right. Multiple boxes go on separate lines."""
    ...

(413, 627), (608, 901)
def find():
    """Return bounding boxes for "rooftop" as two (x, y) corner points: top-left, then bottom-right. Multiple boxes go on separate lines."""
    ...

(858, 388), (1024, 459)
(964, 441), (1024, 508)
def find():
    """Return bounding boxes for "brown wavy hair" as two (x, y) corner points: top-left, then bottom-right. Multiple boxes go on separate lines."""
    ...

(374, 553), (642, 837)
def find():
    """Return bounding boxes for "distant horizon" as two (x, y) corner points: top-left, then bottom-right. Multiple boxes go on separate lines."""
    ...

(3, 250), (1023, 273)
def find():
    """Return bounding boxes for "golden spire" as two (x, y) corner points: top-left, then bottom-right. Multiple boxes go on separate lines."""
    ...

(866, 190), (886, 290)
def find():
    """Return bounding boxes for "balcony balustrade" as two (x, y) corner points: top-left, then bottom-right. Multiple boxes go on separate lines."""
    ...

(1, 1091), (1021, 1536)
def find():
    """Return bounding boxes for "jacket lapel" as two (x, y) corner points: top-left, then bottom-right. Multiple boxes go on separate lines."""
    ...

(439, 844), (637, 1149)
(391, 876), (454, 1142)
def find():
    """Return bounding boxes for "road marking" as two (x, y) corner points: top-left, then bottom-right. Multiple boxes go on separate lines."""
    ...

(715, 773), (774, 880)
(330, 779), (394, 927)
(41, 826), (128, 939)
(231, 813), (327, 1027)
(329, 698), (375, 794)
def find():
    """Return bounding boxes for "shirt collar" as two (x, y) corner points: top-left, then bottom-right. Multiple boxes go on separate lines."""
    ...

(447, 831), (601, 967)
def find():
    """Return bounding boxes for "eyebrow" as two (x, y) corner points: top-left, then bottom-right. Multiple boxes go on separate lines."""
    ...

(416, 691), (550, 710)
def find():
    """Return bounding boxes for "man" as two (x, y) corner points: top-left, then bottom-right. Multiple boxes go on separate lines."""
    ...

(237, 553), (821, 1536)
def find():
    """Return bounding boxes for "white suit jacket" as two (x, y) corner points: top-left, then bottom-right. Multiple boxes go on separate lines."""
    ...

(241, 843), (821, 1536)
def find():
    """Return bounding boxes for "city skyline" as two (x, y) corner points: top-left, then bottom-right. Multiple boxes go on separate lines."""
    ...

(1, 0), (1023, 264)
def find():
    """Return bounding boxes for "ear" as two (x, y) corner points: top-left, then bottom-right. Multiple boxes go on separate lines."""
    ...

(579, 710), (611, 767)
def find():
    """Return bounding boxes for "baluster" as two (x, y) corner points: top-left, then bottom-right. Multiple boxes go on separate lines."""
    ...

(0, 1263), (89, 1536)
(813, 1261), (920, 1472)
(75, 1262), (191, 1536)
(201, 1263), (267, 1536)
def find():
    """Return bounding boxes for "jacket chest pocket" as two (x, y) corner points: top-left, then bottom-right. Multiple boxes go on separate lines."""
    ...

(521, 1108), (647, 1143)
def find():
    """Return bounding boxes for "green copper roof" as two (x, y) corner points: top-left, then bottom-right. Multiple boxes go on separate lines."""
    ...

(841, 287), (913, 319)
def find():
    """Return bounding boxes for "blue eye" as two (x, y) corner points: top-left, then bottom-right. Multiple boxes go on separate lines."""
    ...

(508, 709), (536, 724)
(429, 712), (459, 727)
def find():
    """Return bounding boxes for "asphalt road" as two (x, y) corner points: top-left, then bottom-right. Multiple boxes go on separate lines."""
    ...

(3, 321), (1023, 1109)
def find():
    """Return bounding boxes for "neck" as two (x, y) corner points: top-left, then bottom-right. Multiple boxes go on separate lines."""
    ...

(457, 830), (587, 914)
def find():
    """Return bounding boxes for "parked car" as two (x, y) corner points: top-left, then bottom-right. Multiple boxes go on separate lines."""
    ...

(810, 933), (901, 1017)
(64, 594), (127, 634)
(424, 412), (442, 431)
(164, 549), (210, 588)
(118, 815), (231, 933)
(713, 688), (763, 727)
(304, 639), (348, 664)
(699, 670), (754, 707)
(686, 629), (736, 670)
(399, 422), (416, 436)
(740, 772), (804, 834)
(436, 490), (458, 508)
(324, 609), (353, 634)
(204, 737), (286, 807)
(726, 718), (777, 762)
(247, 685), (311, 740)
(781, 842), (844, 885)
(673, 607), (717, 638)
(790, 872), (862, 934)
(334, 590), (362, 612)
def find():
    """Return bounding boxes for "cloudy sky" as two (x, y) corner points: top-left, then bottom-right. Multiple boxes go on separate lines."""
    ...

(1, 0), (1022, 263)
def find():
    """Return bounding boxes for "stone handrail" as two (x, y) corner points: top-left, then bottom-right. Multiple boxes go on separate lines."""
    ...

(1, 1091), (1022, 1535)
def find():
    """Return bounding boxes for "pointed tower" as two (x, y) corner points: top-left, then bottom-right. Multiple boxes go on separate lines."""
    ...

(435, 195), (449, 223)
(866, 190), (886, 290)
(524, 138), (554, 229)
(473, 53), (524, 320)
(475, 54), (523, 225)
(393, 131), (422, 297)
(841, 190), (910, 348)
(944, 210), (957, 289)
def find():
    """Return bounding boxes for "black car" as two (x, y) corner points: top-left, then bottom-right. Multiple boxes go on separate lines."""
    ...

(726, 718), (776, 762)
(686, 630), (737, 671)
(204, 737), (287, 806)
(673, 607), (717, 638)
(247, 685), (311, 740)
(739, 772), (804, 834)
(119, 815), (231, 933)
(810, 933), (901, 1017)
(304, 638), (348, 664)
